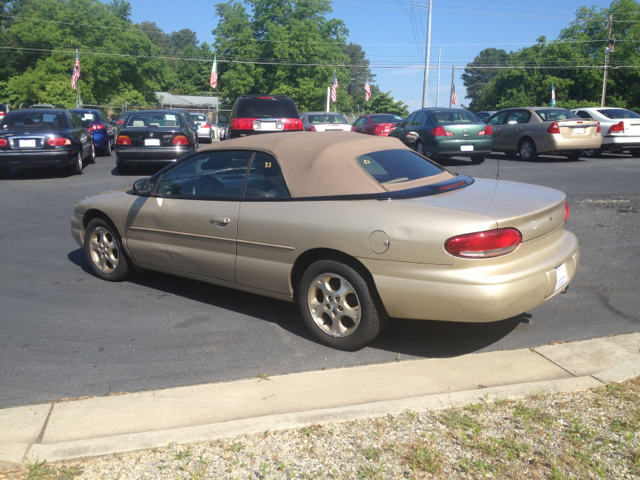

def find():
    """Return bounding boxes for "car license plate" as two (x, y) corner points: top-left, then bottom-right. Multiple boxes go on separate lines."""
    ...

(145, 139), (161, 146)
(461, 145), (474, 152)
(555, 263), (569, 291)
(20, 139), (36, 148)
(259, 121), (277, 131)
(573, 127), (585, 135)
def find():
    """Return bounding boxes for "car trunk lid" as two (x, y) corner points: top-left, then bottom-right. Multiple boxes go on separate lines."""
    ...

(121, 128), (183, 147)
(557, 119), (599, 139)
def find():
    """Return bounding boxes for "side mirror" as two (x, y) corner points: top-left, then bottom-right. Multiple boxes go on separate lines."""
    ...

(133, 178), (151, 196)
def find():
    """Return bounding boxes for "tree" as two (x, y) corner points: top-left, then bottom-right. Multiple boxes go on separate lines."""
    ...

(344, 43), (375, 106)
(461, 48), (509, 110)
(108, 0), (131, 22)
(366, 91), (408, 116)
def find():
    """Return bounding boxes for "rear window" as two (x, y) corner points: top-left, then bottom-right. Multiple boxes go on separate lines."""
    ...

(308, 114), (348, 124)
(432, 110), (478, 124)
(72, 111), (97, 122)
(126, 113), (183, 128)
(237, 98), (299, 119)
(597, 109), (640, 119)
(371, 114), (404, 124)
(0, 105), (8, 113)
(357, 149), (445, 185)
(535, 109), (580, 121)
(193, 114), (207, 121)
(1, 112), (65, 130)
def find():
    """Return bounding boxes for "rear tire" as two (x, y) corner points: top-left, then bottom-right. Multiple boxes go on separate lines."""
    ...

(519, 138), (537, 161)
(68, 152), (83, 175)
(470, 155), (486, 164)
(84, 217), (133, 282)
(566, 152), (583, 161)
(88, 144), (96, 164)
(629, 149), (640, 158)
(299, 260), (383, 351)
(102, 140), (112, 157)
(584, 148), (603, 158)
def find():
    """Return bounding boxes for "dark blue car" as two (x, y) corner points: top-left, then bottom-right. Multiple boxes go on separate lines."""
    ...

(71, 109), (115, 156)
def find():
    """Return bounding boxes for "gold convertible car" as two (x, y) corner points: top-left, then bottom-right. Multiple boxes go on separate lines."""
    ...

(71, 132), (579, 350)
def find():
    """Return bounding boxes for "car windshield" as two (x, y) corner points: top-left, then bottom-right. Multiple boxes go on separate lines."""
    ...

(308, 114), (348, 124)
(358, 149), (444, 185)
(237, 98), (299, 118)
(1, 112), (65, 130)
(126, 113), (183, 128)
(535, 109), (580, 121)
(597, 109), (640, 119)
(371, 115), (404, 124)
(432, 110), (478, 124)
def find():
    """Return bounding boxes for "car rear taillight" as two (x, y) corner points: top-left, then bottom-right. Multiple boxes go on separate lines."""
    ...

(0, 138), (7, 147)
(46, 137), (72, 146)
(445, 228), (522, 258)
(374, 125), (386, 135)
(116, 120), (123, 126)
(478, 125), (493, 136)
(258, 96), (274, 99)
(232, 118), (255, 130)
(547, 122), (561, 134)
(431, 126), (454, 137)
(565, 202), (569, 222)
(350, 125), (355, 131)
(173, 135), (189, 145)
(203, 123), (211, 128)
(89, 123), (105, 131)
(283, 118), (303, 131)
(117, 135), (132, 146)
(309, 126), (317, 132)
(597, 122), (601, 133)
(608, 121), (624, 133)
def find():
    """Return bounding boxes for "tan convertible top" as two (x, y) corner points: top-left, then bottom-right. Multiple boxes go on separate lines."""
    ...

(198, 131), (453, 197)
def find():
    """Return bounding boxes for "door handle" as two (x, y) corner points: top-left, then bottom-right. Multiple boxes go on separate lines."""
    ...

(210, 217), (231, 227)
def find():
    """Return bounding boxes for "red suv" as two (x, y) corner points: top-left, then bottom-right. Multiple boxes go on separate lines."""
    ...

(227, 95), (303, 139)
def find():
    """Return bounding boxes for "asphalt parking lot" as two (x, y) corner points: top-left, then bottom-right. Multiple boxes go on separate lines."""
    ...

(1, 151), (638, 409)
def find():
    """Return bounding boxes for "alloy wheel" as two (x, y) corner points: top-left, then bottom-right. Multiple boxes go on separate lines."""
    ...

(307, 273), (361, 338)
(88, 226), (120, 274)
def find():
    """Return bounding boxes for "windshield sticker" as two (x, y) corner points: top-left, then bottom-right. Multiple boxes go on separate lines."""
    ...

(166, 115), (177, 121)
(43, 114), (55, 122)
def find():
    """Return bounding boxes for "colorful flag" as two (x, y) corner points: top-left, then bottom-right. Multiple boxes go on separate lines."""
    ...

(364, 77), (371, 102)
(71, 49), (80, 91)
(551, 83), (556, 107)
(451, 83), (459, 106)
(331, 71), (338, 103)
(210, 54), (218, 89)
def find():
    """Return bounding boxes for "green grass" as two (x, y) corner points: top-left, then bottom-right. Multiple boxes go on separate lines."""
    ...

(25, 461), (82, 480)
(438, 410), (482, 432)
(405, 444), (442, 474)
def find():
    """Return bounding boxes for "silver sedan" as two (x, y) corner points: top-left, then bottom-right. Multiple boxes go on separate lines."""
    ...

(572, 107), (640, 157)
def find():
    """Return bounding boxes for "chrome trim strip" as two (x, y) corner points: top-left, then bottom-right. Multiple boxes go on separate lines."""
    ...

(126, 226), (295, 251)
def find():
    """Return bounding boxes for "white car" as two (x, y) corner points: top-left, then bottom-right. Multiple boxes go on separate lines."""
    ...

(572, 107), (640, 157)
(300, 112), (354, 132)
(191, 113), (214, 143)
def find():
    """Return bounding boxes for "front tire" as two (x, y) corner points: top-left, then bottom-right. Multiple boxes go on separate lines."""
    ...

(416, 140), (425, 156)
(84, 217), (133, 282)
(299, 260), (383, 351)
(519, 138), (537, 161)
(470, 155), (486, 164)
(88, 144), (96, 164)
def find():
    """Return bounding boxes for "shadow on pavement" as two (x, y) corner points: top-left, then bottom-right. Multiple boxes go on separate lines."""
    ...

(68, 247), (526, 358)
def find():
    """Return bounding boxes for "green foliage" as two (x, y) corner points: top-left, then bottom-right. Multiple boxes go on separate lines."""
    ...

(366, 91), (408, 116)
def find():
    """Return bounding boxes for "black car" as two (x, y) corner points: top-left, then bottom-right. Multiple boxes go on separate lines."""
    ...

(0, 109), (94, 177)
(71, 109), (116, 156)
(115, 111), (134, 134)
(227, 94), (303, 139)
(169, 109), (199, 149)
(115, 110), (197, 174)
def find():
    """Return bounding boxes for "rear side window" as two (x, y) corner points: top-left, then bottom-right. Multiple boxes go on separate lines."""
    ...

(244, 152), (290, 198)
(535, 109), (580, 121)
(371, 115), (404, 124)
(506, 110), (531, 124)
(127, 113), (183, 128)
(358, 149), (444, 185)
(575, 110), (593, 119)
(487, 111), (508, 125)
(597, 109), (640, 119)
(237, 98), (299, 118)
(1, 112), (65, 130)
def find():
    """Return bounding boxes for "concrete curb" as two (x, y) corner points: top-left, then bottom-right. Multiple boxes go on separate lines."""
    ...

(592, 355), (640, 384)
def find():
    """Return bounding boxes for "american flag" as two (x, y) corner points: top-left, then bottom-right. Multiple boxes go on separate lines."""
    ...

(451, 83), (459, 106)
(331, 71), (338, 103)
(71, 49), (80, 91)
(364, 77), (371, 102)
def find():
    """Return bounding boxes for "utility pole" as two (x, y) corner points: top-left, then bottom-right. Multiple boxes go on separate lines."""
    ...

(601, 14), (614, 107)
(436, 47), (441, 107)
(449, 65), (455, 108)
(414, 1), (433, 108)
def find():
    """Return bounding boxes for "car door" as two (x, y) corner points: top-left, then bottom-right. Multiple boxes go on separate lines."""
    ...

(124, 150), (253, 282)
(486, 111), (509, 150)
(404, 111), (426, 149)
(353, 117), (366, 133)
(67, 111), (91, 158)
(500, 109), (532, 151)
(392, 112), (417, 145)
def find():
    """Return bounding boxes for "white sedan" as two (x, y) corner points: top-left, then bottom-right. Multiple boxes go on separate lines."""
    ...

(572, 107), (640, 157)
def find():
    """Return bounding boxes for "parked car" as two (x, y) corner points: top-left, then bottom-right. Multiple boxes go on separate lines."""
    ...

(389, 108), (493, 164)
(71, 109), (115, 156)
(190, 113), (214, 143)
(115, 110), (197, 174)
(300, 112), (354, 132)
(227, 94), (303, 139)
(71, 131), (579, 350)
(475, 111), (498, 122)
(571, 107), (640, 157)
(353, 114), (405, 136)
(0, 109), (94, 177)
(116, 111), (134, 134)
(169, 109), (199, 149)
(217, 122), (227, 140)
(29, 104), (56, 109)
(486, 107), (601, 161)
(0, 103), (10, 122)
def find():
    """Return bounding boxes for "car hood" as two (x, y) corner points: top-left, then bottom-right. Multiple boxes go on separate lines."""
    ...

(402, 177), (567, 242)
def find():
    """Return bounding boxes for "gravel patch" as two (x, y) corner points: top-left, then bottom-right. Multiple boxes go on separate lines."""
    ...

(3, 377), (639, 479)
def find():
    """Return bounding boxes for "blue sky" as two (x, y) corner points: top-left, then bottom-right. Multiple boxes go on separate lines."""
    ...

(128, 0), (614, 113)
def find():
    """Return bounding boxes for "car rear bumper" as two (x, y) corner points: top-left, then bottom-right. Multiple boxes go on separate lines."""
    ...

(116, 146), (195, 164)
(361, 228), (579, 323)
(601, 135), (640, 150)
(434, 138), (494, 156)
(539, 135), (602, 153)
(92, 132), (110, 149)
(0, 149), (76, 168)
(197, 127), (212, 139)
